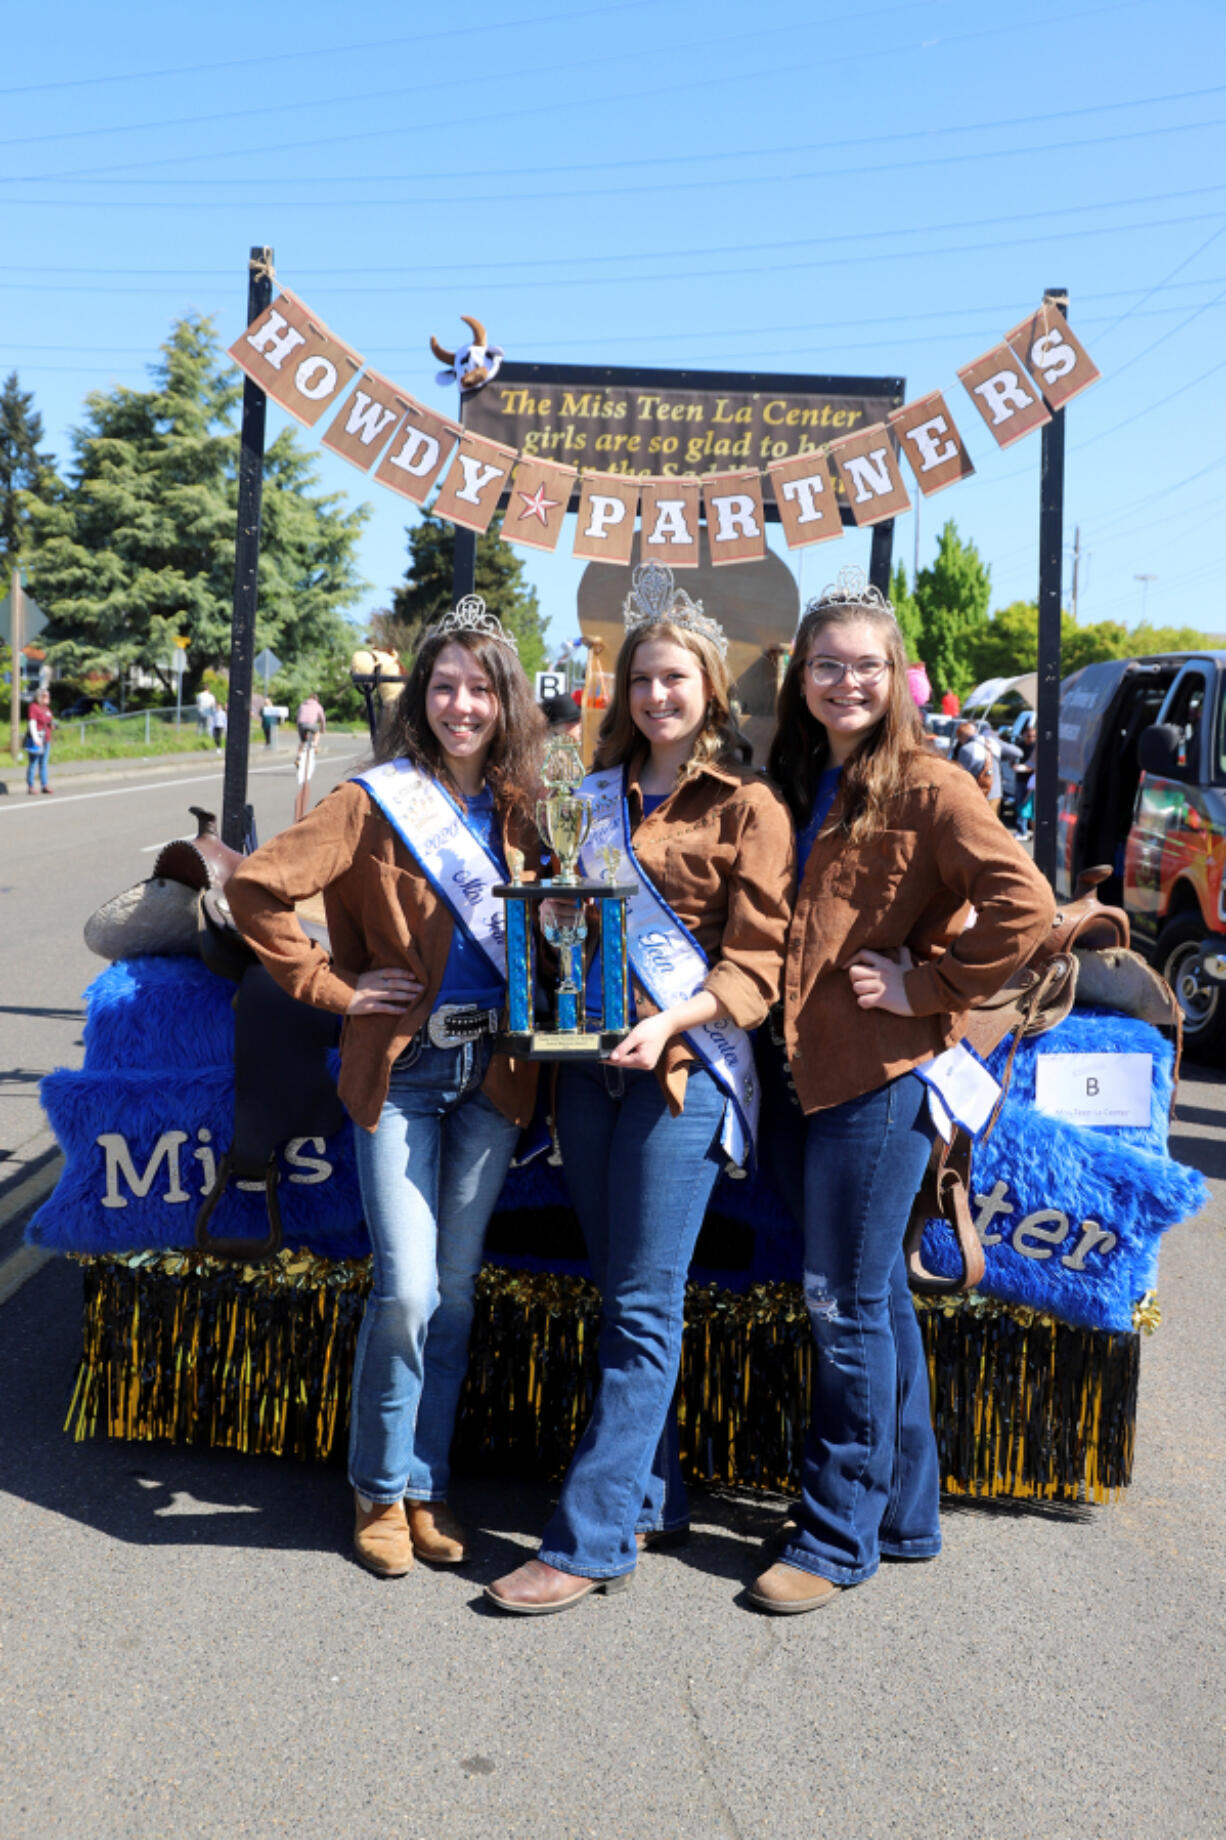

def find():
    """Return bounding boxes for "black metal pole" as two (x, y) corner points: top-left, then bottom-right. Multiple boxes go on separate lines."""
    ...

(1033, 288), (1067, 887)
(868, 519), (895, 597)
(222, 245), (273, 850)
(452, 526), (477, 602)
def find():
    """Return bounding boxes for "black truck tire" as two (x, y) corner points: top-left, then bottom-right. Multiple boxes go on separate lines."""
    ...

(1156, 913), (1226, 1059)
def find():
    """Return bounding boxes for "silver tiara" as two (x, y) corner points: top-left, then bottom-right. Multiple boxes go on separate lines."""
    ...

(622, 563), (728, 660)
(805, 564), (894, 622)
(424, 593), (519, 654)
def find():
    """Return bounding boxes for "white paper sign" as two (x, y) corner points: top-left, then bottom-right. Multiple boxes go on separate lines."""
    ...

(1033, 1053), (1153, 1127)
(535, 670), (568, 702)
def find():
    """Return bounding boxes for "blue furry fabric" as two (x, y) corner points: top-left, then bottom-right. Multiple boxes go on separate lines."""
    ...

(31, 959), (1206, 1330)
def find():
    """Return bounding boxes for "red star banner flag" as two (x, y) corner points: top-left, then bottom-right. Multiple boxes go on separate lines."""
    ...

(957, 343), (1051, 448)
(1005, 303), (1101, 411)
(228, 290), (363, 428)
(500, 457), (578, 553)
(639, 477), (702, 569)
(766, 451), (845, 548)
(888, 391), (975, 496)
(431, 432), (519, 533)
(827, 425), (912, 526)
(701, 471), (767, 565)
(321, 371), (409, 472)
(572, 473), (641, 564)
(373, 399), (461, 505)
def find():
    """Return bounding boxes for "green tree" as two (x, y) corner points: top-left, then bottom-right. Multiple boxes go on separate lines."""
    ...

(24, 317), (368, 698)
(0, 372), (54, 569)
(889, 560), (923, 660)
(390, 508), (547, 674)
(913, 520), (992, 702)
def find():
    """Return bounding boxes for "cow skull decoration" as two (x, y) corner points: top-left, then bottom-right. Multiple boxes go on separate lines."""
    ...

(430, 315), (505, 394)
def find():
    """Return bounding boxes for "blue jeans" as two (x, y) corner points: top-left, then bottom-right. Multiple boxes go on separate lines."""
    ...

(543, 1061), (727, 1579)
(782, 1072), (941, 1586)
(26, 744), (48, 791)
(348, 1035), (519, 1504)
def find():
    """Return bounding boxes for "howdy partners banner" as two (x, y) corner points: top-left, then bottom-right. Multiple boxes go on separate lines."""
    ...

(463, 362), (904, 497)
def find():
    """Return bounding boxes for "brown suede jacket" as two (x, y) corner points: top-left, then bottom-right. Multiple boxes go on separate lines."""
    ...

(226, 777), (549, 1133)
(619, 757), (796, 1113)
(782, 748), (1055, 1113)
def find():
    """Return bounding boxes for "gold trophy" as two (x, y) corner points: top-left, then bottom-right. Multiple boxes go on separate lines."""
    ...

(536, 736), (593, 885)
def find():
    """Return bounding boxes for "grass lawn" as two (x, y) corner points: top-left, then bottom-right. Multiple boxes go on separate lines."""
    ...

(41, 719), (368, 764)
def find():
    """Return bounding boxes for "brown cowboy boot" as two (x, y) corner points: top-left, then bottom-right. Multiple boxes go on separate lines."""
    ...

(353, 1494), (414, 1578)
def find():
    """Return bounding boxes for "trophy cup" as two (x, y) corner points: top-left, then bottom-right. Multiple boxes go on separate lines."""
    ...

(494, 736), (636, 1059)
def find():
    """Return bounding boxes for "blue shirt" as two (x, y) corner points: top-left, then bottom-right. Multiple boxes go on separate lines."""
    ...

(797, 767), (842, 878)
(434, 786), (508, 1009)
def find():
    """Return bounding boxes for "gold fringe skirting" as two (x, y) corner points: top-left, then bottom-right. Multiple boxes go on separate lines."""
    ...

(66, 1252), (1140, 1503)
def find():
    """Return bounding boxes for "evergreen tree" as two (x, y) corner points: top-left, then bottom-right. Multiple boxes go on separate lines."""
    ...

(0, 372), (54, 569)
(25, 317), (368, 696)
(913, 520), (992, 701)
(390, 508), (547, 674)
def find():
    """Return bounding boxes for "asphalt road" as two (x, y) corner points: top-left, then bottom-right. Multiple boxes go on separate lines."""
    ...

(1, 750), (1223, 1839)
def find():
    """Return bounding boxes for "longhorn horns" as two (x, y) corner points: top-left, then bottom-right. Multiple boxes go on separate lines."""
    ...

(429, 315), (489, 369)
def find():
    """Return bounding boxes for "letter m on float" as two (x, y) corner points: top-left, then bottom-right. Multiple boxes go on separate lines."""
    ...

(228, 290), (364, 427)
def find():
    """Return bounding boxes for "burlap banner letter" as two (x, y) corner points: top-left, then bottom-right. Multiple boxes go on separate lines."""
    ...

(827, 425), (911, 526)
(501, 458), (577, 554)
(321, 372), (408, 472)
(701, 471), (767, 566)
(1005, 303), (1101, 411)
(957, 344), (1051, 448)
(431, 432), (519, 533)
(573, 473), (641, 564)
(228, 290), (363, 428)
(888, 392), (975, 496)
(374, 400), (461, 506)
(766, 451), (845, 548)
(639, 477), (701, 569)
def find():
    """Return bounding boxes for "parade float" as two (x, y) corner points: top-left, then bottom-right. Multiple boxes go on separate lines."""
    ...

(25, 261), (1208, 1503)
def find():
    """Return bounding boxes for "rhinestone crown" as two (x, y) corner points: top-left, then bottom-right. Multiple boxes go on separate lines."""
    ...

(805, 564), (895, 622)
(621, 563), (728, 660)
(425, 593), (519, 654)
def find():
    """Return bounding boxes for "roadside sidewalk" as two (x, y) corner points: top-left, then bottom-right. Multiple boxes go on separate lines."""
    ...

(0, 735), (363, 798)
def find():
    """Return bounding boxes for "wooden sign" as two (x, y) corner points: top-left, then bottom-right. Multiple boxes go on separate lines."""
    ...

(702, 471), (767, 565)
(573, 472), (641, 564)
(888, 391), (975, 495)
(500, 457), (577, 553)
(766, 451), (845, 548)
(1006, 303), (1101, 411)
(826, 424), (912, 526)
(957, 343), (1051, 448)
(228, 289), (363, 428)
(639, 477), (702, 568)
(321, 371), (408, 471)
(431, 432), (519, 533)
(373, 400), (461, 505)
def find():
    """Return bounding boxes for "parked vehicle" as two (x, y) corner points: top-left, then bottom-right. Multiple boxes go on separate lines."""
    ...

(60, 695), (119, 717)
(922, 713), (958, 755)
(1056, 652), (1226, 1054)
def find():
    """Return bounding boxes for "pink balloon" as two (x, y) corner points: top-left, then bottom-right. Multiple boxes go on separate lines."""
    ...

(906, 664), (931, 708)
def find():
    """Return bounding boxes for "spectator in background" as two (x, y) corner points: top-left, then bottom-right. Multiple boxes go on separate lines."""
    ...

(1015, 721), (1038, 839)
(196, 684), (216, 737)
(296, 692), (326, 768)
(982, 722), (1023, 820)
(539, 692), (583, 741)
(211, 702), (228, 750)
(952, 720), (992, 797)
(25, 688), (55, 795)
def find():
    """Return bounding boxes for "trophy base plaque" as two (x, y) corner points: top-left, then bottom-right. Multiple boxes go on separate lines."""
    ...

(497, 1028), (631, 1063)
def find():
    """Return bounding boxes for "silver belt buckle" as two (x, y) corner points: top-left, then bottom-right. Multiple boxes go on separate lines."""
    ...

(427, 1003), (497, 1049)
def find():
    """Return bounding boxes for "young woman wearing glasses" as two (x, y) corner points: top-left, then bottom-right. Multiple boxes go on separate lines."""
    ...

(754, 569), (1053, 1615)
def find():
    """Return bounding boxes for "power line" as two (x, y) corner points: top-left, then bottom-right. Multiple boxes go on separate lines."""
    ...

(13, 0), (1150, 183)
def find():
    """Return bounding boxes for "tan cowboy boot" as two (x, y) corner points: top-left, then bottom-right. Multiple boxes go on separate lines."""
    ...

(353, 1494), (414, 1578)
(748, 1562), (841, 1615)
(406, 1500), (468, 1565)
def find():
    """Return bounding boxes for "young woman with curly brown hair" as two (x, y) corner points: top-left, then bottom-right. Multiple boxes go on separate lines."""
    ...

(228, 606), (546, 1583)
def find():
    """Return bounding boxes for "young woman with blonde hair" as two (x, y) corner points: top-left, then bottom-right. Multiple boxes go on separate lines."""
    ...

(487, 563), (795, 1614)
(752, 567), (1053, 1614)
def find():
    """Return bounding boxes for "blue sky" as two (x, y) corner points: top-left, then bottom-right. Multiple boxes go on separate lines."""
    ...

(4, 0), (1225, 653)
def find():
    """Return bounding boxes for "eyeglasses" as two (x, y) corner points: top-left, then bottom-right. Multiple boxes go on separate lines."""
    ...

(804, 656), (892, 688)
